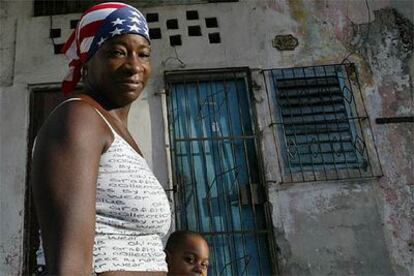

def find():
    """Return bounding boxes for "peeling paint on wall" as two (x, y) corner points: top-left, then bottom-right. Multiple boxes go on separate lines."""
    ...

(341, 7), (413, 276)
(0, 234), (22, 274)
(269, 182), (394, 276)
(358, 9), (412, 97)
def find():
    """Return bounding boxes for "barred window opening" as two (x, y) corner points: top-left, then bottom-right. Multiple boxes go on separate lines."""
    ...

(263, 64), (380, 183)
(33, 0), (239, 16)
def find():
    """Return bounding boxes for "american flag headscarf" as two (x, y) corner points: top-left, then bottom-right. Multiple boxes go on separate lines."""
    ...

(61, 2), (150, 95)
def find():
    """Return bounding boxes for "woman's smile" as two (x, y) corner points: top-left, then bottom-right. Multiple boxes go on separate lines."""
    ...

(117, 79), (143, 90)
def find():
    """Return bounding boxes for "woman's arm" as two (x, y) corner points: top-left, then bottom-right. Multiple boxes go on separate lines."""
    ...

(31, 101), (112, 275)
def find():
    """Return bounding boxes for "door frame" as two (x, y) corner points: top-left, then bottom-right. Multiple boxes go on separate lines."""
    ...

(164, 67), (279, 275)
(23, 83), (75, 275)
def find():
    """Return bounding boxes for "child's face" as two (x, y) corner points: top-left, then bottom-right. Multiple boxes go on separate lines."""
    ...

(167, 235), (209, 276)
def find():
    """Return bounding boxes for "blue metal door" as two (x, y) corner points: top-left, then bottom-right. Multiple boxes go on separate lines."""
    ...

(166, 69), (276, 275)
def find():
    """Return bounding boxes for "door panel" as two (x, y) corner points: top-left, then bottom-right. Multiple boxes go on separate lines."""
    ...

(166, 70), (275, 276)
(24, 89), (68, 275)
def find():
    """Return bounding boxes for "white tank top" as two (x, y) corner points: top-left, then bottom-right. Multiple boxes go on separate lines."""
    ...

(93, 106), (171, 273)
(36, 98), (172, 273)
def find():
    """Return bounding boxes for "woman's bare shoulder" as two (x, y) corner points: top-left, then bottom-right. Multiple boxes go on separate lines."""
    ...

(35, 98), (111, 151)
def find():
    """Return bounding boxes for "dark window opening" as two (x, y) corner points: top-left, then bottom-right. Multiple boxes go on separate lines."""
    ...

(166, 19), (179, 30)
(34, 0), (102, 16)
(188, 25), (202, 36)
(70, 19), (79, 29)
(146, 13), (159, 23)
(186, 10), (199, 20)
(50, 28), (61, 38)
(208, 32), (221, 43)
(169, 35), (182, 46)
(34, 1), (239, 17)
(205, 17), (218, 28)
(149, 28), (162, 39)
(54, 44), (64, 54)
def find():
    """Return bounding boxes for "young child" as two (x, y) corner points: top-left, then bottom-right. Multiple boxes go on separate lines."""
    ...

(165, 230), (210, 276)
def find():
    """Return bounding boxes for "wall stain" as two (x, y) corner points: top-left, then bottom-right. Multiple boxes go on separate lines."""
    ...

(288, 0), (307, 34)
(1, 234), (21, 273)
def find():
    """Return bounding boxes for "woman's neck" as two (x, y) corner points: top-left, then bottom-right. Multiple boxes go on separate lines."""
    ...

(79, 91), (131, 126)
(108, 107), (130, 127)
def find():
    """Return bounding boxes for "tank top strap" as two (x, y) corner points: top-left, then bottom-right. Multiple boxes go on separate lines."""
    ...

(51, 97), (83, 112)
(51, 97), (116, 135)
(90, 106), (116, 136)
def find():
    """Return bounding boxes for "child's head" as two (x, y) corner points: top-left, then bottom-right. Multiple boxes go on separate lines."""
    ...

(165, 230), (209, 276)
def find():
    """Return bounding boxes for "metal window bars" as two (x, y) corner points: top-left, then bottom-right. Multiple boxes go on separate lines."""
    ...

(34, 0), (96, 16)
(165, 68), (278, 275)
(262, 63), (382, 183)
(33, 0), (238, 16)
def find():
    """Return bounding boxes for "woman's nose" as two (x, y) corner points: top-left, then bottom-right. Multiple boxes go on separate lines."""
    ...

(124, 55), (144, 73)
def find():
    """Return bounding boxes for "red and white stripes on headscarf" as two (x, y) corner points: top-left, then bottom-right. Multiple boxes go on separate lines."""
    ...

(61, 2), (150, 95)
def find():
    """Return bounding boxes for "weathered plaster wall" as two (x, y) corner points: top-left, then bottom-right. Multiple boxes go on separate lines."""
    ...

(1, 1), (32, 274)
(269, 181), (394, 275)
(253, 1), (413, 275)
(0, 85), (29, 275)
(355, 8), (413, 275)
(0, 0), (412, 275)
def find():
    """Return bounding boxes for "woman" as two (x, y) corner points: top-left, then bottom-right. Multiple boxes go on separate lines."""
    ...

(31, 2), (171, 275)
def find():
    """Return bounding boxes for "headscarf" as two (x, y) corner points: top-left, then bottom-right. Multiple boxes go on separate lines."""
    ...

(61, 2), (150, 95)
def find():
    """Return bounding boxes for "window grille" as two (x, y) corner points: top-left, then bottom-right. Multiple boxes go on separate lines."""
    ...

(34, 0), (102, 16)
(263, 64), (381, 183)
(165, 68), (277, 275)
(33, 0), (238, 16)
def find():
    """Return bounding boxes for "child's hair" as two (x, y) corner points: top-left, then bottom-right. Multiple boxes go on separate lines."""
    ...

(165, 230), (207, 252)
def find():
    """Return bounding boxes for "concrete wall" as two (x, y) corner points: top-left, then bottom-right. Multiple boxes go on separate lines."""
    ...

(1, 0), (412, 275)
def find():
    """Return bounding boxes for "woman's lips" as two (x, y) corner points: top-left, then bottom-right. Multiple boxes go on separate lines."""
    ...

(117, 79), (143, 90)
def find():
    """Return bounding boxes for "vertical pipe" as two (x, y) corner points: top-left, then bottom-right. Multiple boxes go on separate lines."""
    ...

(160, 89), (175, 229)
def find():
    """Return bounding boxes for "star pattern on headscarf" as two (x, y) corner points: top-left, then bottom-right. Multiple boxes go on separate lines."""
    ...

(130, 10), (142, 17)
(111, 18), (126, 26)
(98, 37), (107, 46)
(102, 8), (148, 40)
(110, 27), (124, 36)
(129, 16), (142, 24)
(128, 24), (140, 32)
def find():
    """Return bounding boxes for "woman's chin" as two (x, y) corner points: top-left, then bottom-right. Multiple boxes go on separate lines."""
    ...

(117, 90), (143, 106)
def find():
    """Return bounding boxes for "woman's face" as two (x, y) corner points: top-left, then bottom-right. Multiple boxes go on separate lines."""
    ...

(84, 34), (151, 107)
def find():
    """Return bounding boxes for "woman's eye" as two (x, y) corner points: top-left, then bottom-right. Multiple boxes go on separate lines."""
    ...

(139, 52), (151, 59)
(111, 50), (125, 57)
